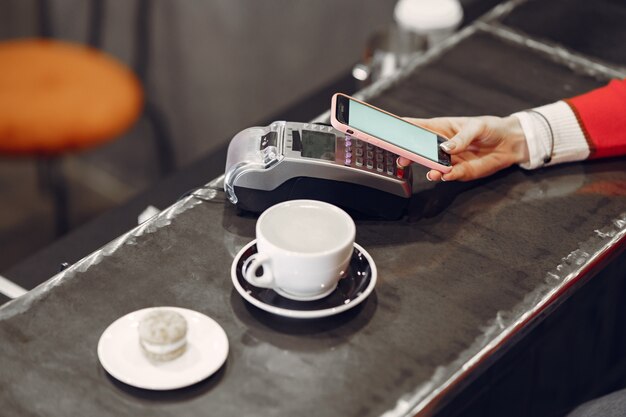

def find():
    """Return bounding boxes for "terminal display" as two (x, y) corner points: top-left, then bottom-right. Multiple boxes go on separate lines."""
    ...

(301, 130), (336, 161)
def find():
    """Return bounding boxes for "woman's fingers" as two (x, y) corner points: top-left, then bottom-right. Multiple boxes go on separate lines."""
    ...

(426, 170), (443, 181)
(403, 117), (428, 125)
(445, 154), (509, 182)
(441, 164), (466, 181)
(402, 116), (504, 182)
(404, 117), (459, 138)
(427, 166), (465, 182)
(397, 156), (412, 167)
(441, 119), (487, 155)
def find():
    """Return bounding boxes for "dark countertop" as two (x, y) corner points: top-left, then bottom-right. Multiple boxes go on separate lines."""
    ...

(1, 161), (624, 417)
(2, 1), (626, 416)
(501, 0), (626, 67)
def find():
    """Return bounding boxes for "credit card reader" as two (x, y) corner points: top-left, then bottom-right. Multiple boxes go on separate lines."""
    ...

(224, 121), (412, 219)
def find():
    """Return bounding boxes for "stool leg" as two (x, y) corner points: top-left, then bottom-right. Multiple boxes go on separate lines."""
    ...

(144, 100), (176, 176)
(36, 158), (70, 236)
(133, 0), (176, 176)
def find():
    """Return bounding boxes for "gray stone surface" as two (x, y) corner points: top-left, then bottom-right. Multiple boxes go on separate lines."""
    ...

(1, 8), (626, 417)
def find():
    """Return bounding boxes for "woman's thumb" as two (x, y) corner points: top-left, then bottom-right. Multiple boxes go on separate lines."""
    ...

(440, 119), (485, 154)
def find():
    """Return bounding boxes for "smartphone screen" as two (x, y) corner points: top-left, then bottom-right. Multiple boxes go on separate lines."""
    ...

(336, 95), (450, 166)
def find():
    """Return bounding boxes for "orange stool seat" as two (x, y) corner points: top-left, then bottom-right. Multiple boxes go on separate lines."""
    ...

(0, 38), (143, 155)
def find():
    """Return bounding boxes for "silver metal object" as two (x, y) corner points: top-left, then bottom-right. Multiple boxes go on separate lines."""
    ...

(224, 121), (412, 217)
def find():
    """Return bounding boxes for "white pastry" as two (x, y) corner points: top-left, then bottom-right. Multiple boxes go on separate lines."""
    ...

(138, 309), (188, 361)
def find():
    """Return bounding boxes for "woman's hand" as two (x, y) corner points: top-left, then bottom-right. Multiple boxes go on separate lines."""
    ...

(398, 116), (530, 182)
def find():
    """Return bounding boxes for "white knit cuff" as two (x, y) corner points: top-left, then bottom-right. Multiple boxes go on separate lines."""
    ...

(512, 101), (590, 170)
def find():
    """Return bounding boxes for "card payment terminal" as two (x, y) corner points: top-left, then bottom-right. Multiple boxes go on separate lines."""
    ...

(224, 121), (412, 219)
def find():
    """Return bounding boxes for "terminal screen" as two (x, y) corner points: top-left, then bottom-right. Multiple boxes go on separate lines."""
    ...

(301, 130), (336, 161)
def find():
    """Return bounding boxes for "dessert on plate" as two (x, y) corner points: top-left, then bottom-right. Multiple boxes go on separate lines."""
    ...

(138, 309), (188, 361)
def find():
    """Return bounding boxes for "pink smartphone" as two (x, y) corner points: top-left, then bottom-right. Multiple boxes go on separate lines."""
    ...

(330, 93), (452, 173)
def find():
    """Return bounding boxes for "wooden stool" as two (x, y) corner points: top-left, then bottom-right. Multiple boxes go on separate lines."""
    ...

(0, 38), (143, 234)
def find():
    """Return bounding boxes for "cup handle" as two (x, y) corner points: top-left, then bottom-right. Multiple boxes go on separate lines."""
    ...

(242, 253), (274, 288)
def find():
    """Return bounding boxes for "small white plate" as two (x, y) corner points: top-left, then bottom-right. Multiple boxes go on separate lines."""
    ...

(232, 240), (377, 319)
(98, 307), (228, 390)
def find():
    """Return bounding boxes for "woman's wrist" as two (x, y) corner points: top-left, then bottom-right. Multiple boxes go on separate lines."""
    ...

(501, 115), (530, 165)
(512, 101), (590, 169)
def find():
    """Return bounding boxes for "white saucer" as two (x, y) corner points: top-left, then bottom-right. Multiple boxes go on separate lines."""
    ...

(97, 307), (228, 390)
(231, 240), (377, 319)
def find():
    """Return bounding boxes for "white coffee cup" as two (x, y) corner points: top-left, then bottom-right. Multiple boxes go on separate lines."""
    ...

(243, 200), (356, 300)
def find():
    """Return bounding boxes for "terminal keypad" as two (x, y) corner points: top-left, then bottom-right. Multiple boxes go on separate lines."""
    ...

(343, 135), (404, 179)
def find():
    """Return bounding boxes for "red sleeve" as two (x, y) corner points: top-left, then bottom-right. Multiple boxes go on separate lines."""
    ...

(564, 79), (626, 159)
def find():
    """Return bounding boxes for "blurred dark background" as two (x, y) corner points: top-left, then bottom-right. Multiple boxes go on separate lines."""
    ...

(0, 0), (500, 276)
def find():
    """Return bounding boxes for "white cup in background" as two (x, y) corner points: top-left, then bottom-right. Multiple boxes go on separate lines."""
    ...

(394, 0), (463, 47)
(243, 200), (356, 301)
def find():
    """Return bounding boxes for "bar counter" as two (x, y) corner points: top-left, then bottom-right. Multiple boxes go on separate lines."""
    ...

(1, 1), (626, 416)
